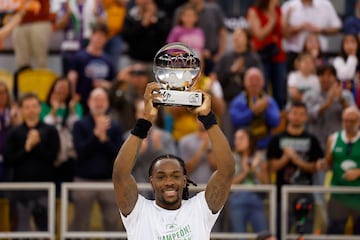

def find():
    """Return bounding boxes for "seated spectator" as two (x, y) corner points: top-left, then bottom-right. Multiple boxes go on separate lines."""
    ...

(229, 67), (280, 150)
(332, 33), (360, 104)
(319, 106), (360, 235)
(71, 87), (123, 232)
(67, 22), (116, 113)
(302, 33), (328, 67)
(281, 0), (342, 72)
(228, 128), (269, 234)
(40, 77), (83, 195)
(343, 0), (360, 41)
(3, 93), (60, 232)
(166, 3), (205, 56)
(287, 53), (320, 106)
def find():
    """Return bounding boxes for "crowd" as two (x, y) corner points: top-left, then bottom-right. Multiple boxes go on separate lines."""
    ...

(0, 0), (360, 239)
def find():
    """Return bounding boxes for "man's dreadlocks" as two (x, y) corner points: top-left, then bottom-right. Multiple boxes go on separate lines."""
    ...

(148, 154), (197, 200)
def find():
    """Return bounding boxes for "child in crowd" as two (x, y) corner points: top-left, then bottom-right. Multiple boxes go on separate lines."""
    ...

(287, 53), (320, 106)
(332, 33), (360, 105)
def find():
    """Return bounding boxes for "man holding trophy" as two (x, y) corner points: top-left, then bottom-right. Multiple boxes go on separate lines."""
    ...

(112, 43), (235, 239)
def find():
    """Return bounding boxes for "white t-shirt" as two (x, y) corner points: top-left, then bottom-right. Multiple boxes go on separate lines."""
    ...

(288, 71), (320, 94)
(281, 0), (342, 53)
(120, 191), (220, 240)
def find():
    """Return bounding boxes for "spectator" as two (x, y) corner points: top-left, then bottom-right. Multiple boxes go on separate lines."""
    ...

(122, 0), (171, 70)
(302, 33), (328, 67)
(0, 82), (22, 181)
(215, 27), (263, 105)
(267, 102), (323, 239)
(321, 106), (360, 235)
(176, 0), (227, 75)
(343, 0), (360, 41)
(166, 3), (205, 56)
(67, 22), (116, 113)
(229, 67), (280, 150)
(178, 119), (216, 184)
(40, 77), (83, 195)
(228, 128), (269, 234)
(287, 53), (320, 106)
(281, 0), (342, 72)
(247, 0), (287, 109)
(54, 0), (105, 75)
(332, 33), (360, 104)
(303, 64), (355, 152)
(102, 0), (127, 68)
(71, 87), (123, 232)
(3, 93), (60, 232)
(108, 63), (150, 132)
(12, 0), (53, 68)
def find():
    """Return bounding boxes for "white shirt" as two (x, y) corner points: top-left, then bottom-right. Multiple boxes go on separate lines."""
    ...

(120, 191), (220, 240)
(332, 55), (359, 81)
(281, 0), (342, 52)
(288, 71), (320, 94)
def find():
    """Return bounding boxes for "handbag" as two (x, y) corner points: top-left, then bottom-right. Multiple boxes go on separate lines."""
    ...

(257, 42), (279, 62)
(55, 127), (77, 167)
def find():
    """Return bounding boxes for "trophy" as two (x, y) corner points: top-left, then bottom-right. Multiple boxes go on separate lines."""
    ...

(153, 42), (202, 107)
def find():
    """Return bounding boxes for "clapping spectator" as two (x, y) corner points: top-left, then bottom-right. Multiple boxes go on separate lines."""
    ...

(228, 128), (269, 234)
(71, 87), (123, 232)
(40, 77), (83, 195)
(281, 0), (342, 72)
(229, 67), (280, 150)
(3, 93), (60, 232)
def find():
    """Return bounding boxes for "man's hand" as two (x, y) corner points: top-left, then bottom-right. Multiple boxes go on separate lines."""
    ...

(94, 115), (110, 142)
(251, 97), (269, 115)
(25, 129), (41, 152)
(188, 91), (211, 116)
(343, 169), (360, 181)
(143, 82), (161, 123)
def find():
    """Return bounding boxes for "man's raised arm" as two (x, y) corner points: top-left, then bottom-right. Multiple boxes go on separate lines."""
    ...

(191, 92), (235, 213)
(112, 82), (160, 216)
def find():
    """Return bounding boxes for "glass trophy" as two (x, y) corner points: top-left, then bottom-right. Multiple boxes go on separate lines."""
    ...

(153, 42), (202, 107)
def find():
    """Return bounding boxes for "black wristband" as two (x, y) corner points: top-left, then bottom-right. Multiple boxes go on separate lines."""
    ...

(131, 118), (152, 139)
(198, 111), (217, 130)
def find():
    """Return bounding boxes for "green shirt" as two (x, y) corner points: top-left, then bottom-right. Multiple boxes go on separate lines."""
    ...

(331, 131), (360, 210)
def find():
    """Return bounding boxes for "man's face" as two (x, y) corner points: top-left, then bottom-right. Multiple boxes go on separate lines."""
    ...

(150, 158), (186, 210)
(287, 106), (308, 128)
(21, 98), (41, 123)
(90, 31), (107, 50)
(342, 110), (360, 135)
(244, 70), (264, 96)
(319, 70), (336, 91)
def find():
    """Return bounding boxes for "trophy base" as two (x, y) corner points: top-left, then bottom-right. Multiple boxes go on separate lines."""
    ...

(153, 89), (202, 107)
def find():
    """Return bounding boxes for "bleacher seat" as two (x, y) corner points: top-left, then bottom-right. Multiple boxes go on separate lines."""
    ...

(17, 68), (58, 102)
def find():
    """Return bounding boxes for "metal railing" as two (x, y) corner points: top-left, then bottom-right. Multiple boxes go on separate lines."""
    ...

(60, 182), (276, 240)
(282, 185), (360, 240)
(0, 182), (56, 240)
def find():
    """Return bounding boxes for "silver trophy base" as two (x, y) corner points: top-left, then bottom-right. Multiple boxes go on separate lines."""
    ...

(153, 89), (202, 107)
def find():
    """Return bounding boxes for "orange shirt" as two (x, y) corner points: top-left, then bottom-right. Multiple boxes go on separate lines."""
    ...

(102, 0), (126, 37)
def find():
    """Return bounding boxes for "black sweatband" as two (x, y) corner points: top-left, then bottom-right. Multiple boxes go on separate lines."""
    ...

(131, 118), (152, 139)
(198, 111), (217, 130)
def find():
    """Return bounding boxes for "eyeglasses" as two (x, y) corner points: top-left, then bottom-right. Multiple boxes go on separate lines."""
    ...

(346, 142), (353, 155)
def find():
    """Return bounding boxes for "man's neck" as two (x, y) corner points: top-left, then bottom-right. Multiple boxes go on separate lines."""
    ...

(86, 45), (103, 56)
(287, 125), (304, 136)
(345, 130), (359, 141)
(25, 119), (39, 128)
